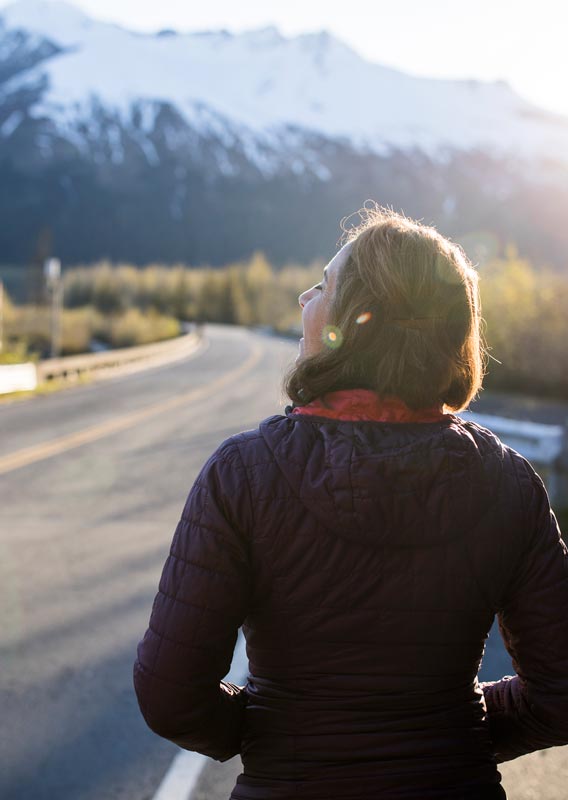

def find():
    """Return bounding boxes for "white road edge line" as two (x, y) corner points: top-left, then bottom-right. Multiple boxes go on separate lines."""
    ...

(151, 751), (208, 800)
(152, 630), (248, 800)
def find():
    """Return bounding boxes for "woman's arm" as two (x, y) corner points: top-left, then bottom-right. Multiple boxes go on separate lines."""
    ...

(480, 455), (568, 763)
(133, 439), (252, 762)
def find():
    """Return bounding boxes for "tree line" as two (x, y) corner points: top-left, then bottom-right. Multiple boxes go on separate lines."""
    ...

(1, 248), (567, 401)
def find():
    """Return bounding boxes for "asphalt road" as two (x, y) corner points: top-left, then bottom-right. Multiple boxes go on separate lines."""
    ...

(0, 323), (565, 800)
(0, 324), (290, 800)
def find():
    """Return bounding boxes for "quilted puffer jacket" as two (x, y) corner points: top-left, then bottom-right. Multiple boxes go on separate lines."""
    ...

(133, 388), (568, 800)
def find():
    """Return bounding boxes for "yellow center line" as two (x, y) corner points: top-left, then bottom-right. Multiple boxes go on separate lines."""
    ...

(0, 338), (264, 476)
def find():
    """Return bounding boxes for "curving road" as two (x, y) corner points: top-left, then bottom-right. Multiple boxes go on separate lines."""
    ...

(0, 324), (291, 800)
(0, 323), (565, 800)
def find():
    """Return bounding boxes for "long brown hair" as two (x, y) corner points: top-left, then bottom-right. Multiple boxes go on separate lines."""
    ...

(282, 203), (488, 412)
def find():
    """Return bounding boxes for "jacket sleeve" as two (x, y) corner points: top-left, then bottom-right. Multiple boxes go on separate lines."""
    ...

(133, 439), (252, 762)
(480, 454), (568, 763)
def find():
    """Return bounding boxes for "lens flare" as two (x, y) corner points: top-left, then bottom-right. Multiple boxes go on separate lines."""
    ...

(356, 311), (372, 325)
(321, 325), (343, 349)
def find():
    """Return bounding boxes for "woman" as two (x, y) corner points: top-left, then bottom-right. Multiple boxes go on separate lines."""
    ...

(133, 205), (568, 799)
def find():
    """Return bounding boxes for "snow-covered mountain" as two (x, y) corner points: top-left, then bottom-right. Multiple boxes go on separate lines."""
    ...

(2, 0), (567, 172)
(1, 0), (567, 272)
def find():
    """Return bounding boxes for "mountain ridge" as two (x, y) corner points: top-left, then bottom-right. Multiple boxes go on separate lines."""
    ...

(1, 0), (567, 274)
(2, 0), (566, 169)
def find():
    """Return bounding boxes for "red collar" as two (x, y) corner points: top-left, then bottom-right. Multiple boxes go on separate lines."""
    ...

(290, 388), (447, 423)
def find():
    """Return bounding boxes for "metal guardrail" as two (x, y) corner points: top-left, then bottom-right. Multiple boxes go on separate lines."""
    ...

(0, 325), (202, 395)
(37, 328), (199, 382)
(462, 411), (565, 463)
(461, 410), (567, 505)
(0, 363), (38, 394)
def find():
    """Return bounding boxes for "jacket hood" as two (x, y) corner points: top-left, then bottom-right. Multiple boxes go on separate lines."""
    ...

(258, 397), (506, 549)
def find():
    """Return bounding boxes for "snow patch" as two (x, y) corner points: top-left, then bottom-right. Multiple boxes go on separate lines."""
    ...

(107, 123), (124, 163)
(1, 0), (567, 169)
(0, 109), (24, 136)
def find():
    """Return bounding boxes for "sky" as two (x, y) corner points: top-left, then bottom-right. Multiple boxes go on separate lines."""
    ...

(2, 0), (567, 116)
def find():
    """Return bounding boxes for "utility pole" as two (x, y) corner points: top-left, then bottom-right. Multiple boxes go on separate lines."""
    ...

(44, 258), (63, 359)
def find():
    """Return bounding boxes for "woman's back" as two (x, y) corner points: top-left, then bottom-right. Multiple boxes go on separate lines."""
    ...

(228, 392), (554, 798)
(133, 390), (568, 799)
